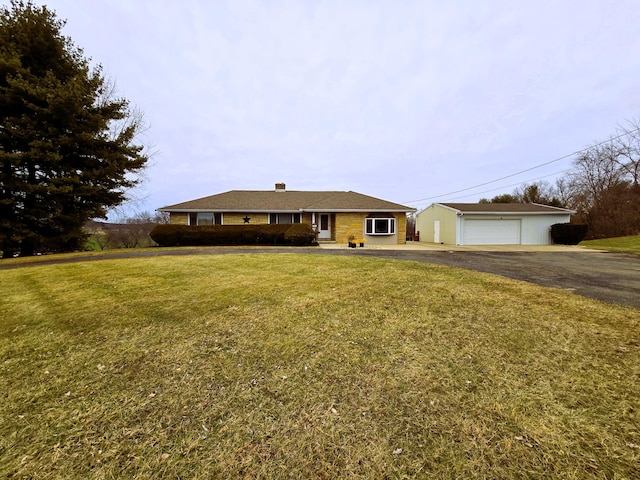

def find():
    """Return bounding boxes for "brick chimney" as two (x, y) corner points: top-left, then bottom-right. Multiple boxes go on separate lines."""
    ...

(275, 182), (286, 192)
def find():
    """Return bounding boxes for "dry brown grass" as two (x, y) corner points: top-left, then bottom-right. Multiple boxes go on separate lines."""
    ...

(1, 254), (638, 478)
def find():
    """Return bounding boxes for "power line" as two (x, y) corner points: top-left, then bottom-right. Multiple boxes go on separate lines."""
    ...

(411, 169), (570, 209)
(403, 126), (640, 205)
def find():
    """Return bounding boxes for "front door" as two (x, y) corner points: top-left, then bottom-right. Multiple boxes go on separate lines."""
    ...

(318, 214), (331, 240)
(434, 220), (440, 243)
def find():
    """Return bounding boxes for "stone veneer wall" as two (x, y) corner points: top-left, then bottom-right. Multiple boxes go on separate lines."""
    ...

(334, 213), (368, 243)
(335, 212), (407, 244)
(223, 213), (269, 225)
(396, 214), (407, 244)
(170, 212), (189, 225)
(169, 210), (407, 244)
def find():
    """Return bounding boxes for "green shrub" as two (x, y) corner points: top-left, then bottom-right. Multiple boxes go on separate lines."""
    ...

(284, 223), (317, 245)
(149, 224), (181, 246)
(149, 223), (317, 247)
(550, 223), (588, 245)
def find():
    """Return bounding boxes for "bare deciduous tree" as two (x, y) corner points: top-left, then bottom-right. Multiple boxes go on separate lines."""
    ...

(566, 120), (640, 238)
(478, 120), (640, 238)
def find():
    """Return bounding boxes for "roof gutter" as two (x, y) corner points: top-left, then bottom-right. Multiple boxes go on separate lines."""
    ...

(159, 208), (417, 213)
(460, 210), (576, 216)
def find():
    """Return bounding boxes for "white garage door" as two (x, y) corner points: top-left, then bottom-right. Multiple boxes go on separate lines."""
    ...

(462, 219), (521, 245)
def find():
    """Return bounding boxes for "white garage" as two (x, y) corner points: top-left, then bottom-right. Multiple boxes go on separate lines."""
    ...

(416, 203), (575, 246)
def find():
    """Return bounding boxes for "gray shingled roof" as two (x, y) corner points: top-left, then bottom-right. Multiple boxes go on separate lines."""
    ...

(160, 190), (415, 213)
(439, 203), (574, 214)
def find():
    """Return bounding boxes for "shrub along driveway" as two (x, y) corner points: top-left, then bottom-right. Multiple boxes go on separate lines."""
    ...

(1, 245), (639, 309)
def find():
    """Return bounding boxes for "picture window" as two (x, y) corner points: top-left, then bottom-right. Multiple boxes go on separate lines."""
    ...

(365, 217), (395, 235)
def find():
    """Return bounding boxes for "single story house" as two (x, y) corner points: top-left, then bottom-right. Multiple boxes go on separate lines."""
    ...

(415, 202), (575, 245)
(158, 183), (416, 245)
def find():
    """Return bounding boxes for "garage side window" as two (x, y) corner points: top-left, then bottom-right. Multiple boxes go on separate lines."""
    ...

(365, 217), (395, 235)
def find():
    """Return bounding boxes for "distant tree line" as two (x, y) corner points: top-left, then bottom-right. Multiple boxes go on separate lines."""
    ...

(480, 182), (564, 208)
(85, 211), (168, 250)
(480, 120), (640, 239)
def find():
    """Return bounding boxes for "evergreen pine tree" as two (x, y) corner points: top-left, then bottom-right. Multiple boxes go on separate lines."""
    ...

(0, 1), (148, 257)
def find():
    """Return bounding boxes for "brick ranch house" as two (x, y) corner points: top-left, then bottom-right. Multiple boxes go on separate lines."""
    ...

(158, 183), (416, 245)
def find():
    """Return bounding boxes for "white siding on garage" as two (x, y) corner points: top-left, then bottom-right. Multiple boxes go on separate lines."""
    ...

(521, 215), (571, 244)
(462, 219), (521, 245)
(416, 203), (574, 245)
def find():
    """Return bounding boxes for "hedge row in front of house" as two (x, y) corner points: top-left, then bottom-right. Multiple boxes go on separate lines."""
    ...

(550, 223), (589, 245)
(149, 223), (317, 247)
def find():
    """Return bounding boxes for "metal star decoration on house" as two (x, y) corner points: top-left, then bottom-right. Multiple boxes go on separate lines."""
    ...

(243, 216), (251, 223)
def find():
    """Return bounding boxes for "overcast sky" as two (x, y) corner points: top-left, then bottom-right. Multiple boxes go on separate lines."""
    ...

(32, 0), (640, 215)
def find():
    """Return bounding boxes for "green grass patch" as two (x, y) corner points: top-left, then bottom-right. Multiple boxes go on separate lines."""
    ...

(1, 254), (638, 478)
(580, 234), (640, 255)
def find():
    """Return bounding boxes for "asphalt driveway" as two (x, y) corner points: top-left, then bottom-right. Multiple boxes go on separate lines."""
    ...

(2, 245), (639, 309)
(328, 248), (640, 309)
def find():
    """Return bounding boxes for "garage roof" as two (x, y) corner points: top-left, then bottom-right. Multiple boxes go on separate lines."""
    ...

(438, 203), (575, 214)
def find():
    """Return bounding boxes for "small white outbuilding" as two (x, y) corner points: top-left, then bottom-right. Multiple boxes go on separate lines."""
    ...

(415, 203), (575, 245)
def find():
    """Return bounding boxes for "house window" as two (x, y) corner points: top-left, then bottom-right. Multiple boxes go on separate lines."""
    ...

(365, 217), (396, 235)
(269, 213), (301, 224)
(197, 213), (214, 225)
(190, 213), (222, 225)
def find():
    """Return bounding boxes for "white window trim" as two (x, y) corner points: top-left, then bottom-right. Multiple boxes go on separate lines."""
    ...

(196, 212), (214, 225)
(269, 213), (301, 224)
(365, 217), (396, 235)
(190, 212), (223, 225)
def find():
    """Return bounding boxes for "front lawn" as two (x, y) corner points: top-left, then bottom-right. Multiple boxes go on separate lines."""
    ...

(580, 234), (640, 255)
(1, 254), (638, 478)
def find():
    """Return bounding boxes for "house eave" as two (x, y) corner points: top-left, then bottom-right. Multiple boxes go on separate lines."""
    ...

(158, 208), (299, 213)
(159, 208), (416, 213)
(302, 208), (416, 213)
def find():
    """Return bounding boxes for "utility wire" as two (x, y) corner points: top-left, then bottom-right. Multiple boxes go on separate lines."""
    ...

(403, 126), (640, 205)
(410, 169), (570, 208)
